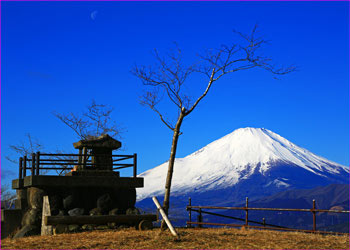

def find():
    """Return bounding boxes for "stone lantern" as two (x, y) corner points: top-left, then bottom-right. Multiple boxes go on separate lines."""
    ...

(73, 134), (121, 172)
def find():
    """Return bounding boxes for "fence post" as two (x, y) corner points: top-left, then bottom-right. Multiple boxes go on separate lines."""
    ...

(36, 151), (40, 176)
(23, 155), (27, 177)
(19, 157), (23, 179)
(245, 197), (249, 226)
(312, 199), (316, 232)
(198, 208), (203, 228)
(188, 197), (192, 228)
(31, 153), (36, 176)
(263, 218), (266, 227)
(133, 153), (137, 178)
(82, 147), (87, 170)
(41, 196), (53, 236)
(78, 148), (82, 165)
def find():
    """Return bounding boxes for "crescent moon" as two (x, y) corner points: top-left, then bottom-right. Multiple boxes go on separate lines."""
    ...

(91, 11), (98, 21)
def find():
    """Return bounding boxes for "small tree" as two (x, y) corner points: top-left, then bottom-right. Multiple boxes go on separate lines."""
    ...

(6, 101), (123, 176)
(53, 99), (123, 140)
(6, 133), (43, 164)
(1, 184), (16, 209)
(132, 26), (295, 229)
(6, 133), (71, 175)
(52, 100), (124, 173)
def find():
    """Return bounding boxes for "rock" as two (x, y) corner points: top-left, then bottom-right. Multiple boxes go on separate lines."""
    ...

(68, 224), (80, 232)
(138, 220), (153, 230)
(21, 208), (41, 227)
(97, 194), (112, 213)
(49, 195), (63, 211)
(13, 225), (40, 239)
(57, 209), (66, 216)
(16, 189), (27, 199)
(89, 207), (103, 216)
(63, 195), (76, 210)
(118, 224), (128, 229)
(115, 188), (136, 210)
(82, 224), (96, 230)
(107, 222), (117, 229)
(108, 208), (121, 215)
(53, 224), (68, 235)
(126, 207), (140, 215)
(51, 209), (60, 216)
(96, 225), (109, 230)
(68, 208), (84, 216)
(51, 207), (66, 216)
(27, 187), (45, 209)
(107, 208), (120, 228)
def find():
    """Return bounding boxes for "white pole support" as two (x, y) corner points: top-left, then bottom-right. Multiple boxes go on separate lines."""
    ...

(152, 196), (179, 238)
(41, 196), (53, 236)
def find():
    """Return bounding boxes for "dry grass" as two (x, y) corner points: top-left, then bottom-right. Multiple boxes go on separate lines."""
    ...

(1, 227), (349, 249)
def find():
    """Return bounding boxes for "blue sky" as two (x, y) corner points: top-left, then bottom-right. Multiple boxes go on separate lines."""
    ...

(1, 1), (349, 184)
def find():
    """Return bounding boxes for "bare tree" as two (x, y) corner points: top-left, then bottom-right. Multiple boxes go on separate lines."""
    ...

(6, 133), (44, 164)
(53, 99), (123, 140)
(1, 184), (16, 209)
(6, 133), (67, 175)
(132, 26), (296, 229)
(6, 101), (122, 177)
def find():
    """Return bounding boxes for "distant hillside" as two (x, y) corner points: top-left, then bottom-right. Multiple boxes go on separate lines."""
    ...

(200, 184), (349, 233)
(246, 183), (349, 209)
(138, 184), (349, 233)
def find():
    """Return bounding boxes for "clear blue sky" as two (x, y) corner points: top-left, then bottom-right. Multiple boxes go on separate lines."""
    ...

(1, 1), (349, 185)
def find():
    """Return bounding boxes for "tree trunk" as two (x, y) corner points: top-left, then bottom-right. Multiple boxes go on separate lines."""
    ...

(160, 112), (185, 230)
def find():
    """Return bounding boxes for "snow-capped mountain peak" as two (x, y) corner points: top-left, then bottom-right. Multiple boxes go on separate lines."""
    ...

(137, 127), (348, 201)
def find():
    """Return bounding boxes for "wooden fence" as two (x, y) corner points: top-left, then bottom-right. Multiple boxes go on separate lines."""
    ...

(186, 197), (349, 235)
(18, 152), (137, 179)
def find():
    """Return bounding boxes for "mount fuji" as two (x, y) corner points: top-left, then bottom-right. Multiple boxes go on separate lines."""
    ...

(137, 128), (349, 208)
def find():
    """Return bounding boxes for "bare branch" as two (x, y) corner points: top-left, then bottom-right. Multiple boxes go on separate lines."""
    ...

(132, 45), (197, 112)
(185, 68), (216, 116)
(140, 90), (175, 131)
(53, 100), (123, 140)
(6, 133), (44, 164)
(1, 184), (16, 209)
(52, 111), (89, 139)
(134, 25), (296, 133)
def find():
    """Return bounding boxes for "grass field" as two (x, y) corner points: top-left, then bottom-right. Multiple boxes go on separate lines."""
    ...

(1, 227), (349, 249)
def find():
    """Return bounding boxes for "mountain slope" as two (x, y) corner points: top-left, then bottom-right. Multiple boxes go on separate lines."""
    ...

(248, 183), (349, 209)
(137, 127), (348, 203)
(231, 184), (350, 233)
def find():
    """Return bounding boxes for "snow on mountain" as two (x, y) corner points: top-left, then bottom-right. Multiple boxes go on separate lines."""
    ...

(137, 127), (349, 202)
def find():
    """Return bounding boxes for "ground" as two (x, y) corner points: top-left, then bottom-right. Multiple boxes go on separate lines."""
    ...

(1, 228), (348, 249)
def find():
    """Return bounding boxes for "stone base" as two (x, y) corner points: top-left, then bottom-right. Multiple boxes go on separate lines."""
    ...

(14, 198), (27, 210)
(12, 176), (143, 189)
(8, 174), (143, 238)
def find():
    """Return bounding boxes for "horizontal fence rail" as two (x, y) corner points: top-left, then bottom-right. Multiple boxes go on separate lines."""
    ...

(18, 152), (138, 179)
(186, 197), (349, 235)
(187, 205), (350, 214)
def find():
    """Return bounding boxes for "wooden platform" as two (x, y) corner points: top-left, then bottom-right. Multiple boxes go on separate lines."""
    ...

(12, 175), (143, 189)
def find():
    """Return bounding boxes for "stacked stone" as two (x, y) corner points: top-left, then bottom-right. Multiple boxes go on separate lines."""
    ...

(13, 187), (45, 238)
(13, 187), (140, 237)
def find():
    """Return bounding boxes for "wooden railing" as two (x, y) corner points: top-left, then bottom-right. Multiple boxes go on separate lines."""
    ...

(186, 197), (349, 235)
(18, 152), (138, 178)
